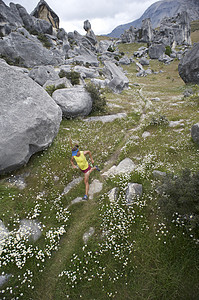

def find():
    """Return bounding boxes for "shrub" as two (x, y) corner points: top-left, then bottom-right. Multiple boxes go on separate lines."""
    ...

(37, 33), (52, 49)
(59, 69), (67, 78)
(158, 169), (199, 234)
(45, 84), (65, 96)
(165, 45), (172, 57)
(149, 115), (169, 126)
(85, 83), (106, 113)
(66, 71), (80, 85)
(107, 45), (115, 52)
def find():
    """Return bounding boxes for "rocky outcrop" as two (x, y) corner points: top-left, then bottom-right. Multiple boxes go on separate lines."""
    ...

(121, 11), (191, 48)
(178, 43), (199, 84)
(52, 86), (93, 118)
(83, 20), (97, 46)
(0, 29), (64, 67)
(108, 0), (199, 38)
(31, 0), (59, 29)
(0, 59), (62, 175)
(153, 11), (191, 47)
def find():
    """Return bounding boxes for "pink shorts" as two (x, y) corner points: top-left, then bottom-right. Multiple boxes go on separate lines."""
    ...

(81, 165), (91, 174)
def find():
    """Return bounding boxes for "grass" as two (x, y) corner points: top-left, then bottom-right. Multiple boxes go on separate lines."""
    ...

(0, 41), (199, 299)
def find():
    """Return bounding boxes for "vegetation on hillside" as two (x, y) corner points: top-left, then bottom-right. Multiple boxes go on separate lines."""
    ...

(0, 41), (199, 300)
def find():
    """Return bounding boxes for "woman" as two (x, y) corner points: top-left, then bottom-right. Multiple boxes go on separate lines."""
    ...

(70, 145), (100, 200)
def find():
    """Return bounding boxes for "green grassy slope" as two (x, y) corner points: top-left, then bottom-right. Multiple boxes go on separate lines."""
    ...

(0, 42), (199, 300)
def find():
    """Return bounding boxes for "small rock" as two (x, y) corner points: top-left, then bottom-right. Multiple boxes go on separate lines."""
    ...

(108, 187), (119, 202)
(83, 227), (95, 244)
(89, 179), (103, 200)
(142, 131), (151, 138)
(126, 183), (143, 205)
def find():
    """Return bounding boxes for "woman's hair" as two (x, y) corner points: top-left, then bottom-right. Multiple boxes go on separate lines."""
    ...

(72, 144), (79, 151)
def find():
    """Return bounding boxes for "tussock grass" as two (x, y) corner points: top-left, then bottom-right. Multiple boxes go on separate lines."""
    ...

(0, 41), (199, 300)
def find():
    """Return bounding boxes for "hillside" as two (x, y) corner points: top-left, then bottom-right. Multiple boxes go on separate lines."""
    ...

(108, 0), (199, 38)
(0, 41), (199, 299)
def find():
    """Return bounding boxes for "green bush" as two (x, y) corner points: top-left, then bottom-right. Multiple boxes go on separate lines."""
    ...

(165, 45), (172, 57)
(107, 45), (115, 52)
(158, 169), (199, 234)
(45, 84), (65, 96)
(85, 83), (106, 113)
(36, 33), (51, 49)
(59, 69), (67, 78)
(66, 71), (80, 85)
(149, 115), (169, 126)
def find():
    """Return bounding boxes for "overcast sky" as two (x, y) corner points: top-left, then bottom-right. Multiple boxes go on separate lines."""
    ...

(3, 0), (158, 35)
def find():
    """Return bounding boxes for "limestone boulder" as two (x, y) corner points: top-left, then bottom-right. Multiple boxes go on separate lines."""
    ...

(0, 59), (62, 175)
(148, 44), (166, 59)
(0, 31), (64, 67)
(126, 183), (143, 205)
(52, 86), (93, 118)
(178, 43), (199, 84)
(28, 65), (60, 86)
(103, 61), (129, 93)
(191, 123), (199, 145)
(102, 158), (136, 177)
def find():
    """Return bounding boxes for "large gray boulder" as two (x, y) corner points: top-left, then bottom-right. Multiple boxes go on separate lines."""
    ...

(0, 1), (23, 35)
(28, 65), (60, 86)
(178, 43), (199, 84)
(0, 31), (64, 67)
(103, 61), (129, 93)
(149, 44), (166, 59)
(191, 123), (199, 145)
(0, 59), (62, 175)
(52, 86), (93, 118)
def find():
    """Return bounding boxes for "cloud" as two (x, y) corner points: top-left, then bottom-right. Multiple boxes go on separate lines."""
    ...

(3, 0), (157, 34)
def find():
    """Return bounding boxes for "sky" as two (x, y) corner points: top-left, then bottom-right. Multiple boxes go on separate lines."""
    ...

(3, 0), (158, 35)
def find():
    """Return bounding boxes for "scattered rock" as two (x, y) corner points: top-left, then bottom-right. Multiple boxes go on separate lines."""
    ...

(88, 179), (103, 200)
(62, 177), (82, 195)
(169, 120), (184, 127)
(18, 219), (42, 242)
(191, 123), (199, 145)
(83, 227), (95, 244)
(108, 187), (119, 202)
(142, 131), (151, 138)
(103, 158), (136, 177)
(84, 113), (127, 123)
(103, 61), (129, 93)
(0, 274), (11, 288)
(6, 173), (30, 189)
(126, 183), (143, 205)
(153, 170), (166, 179)
(0, 220), (9, 242)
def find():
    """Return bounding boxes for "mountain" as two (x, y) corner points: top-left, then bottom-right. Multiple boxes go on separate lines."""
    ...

(107, 0), (199, 38)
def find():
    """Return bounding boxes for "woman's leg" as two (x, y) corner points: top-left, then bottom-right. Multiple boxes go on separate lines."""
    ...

(84, 173), (90, 196)
(84, 167), (97, 196)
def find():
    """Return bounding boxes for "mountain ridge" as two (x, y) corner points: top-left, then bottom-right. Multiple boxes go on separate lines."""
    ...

(107, 0), (199, 38)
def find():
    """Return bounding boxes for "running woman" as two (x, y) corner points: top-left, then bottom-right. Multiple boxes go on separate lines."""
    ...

(70, 145), (100, 200)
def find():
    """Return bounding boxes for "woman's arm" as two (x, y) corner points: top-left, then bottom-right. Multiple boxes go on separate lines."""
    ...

(71, 157), (78, 169)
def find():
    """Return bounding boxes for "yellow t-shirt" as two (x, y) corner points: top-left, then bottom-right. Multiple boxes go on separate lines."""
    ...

(74, 151), (89, 170)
